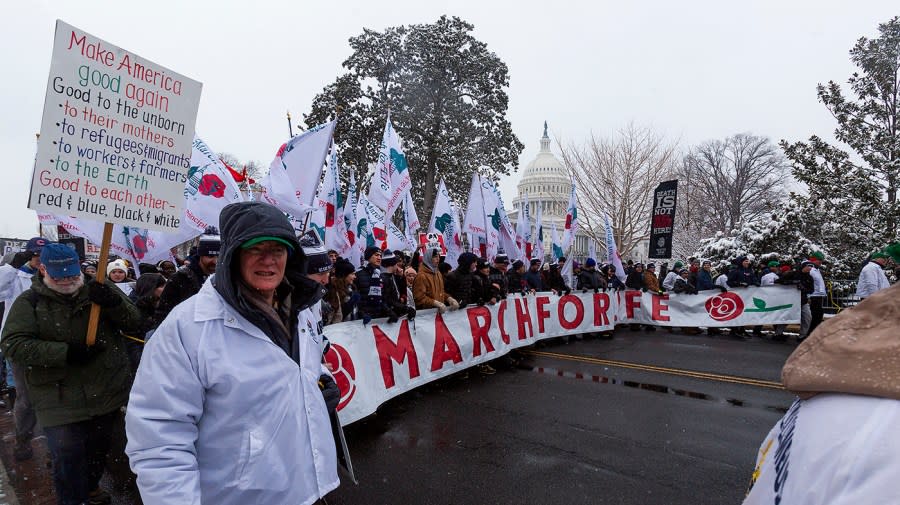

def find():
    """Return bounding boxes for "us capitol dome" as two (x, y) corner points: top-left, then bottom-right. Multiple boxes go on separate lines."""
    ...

(509, 122), (590, 260)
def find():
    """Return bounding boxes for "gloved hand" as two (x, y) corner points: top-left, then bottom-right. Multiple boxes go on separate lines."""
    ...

(386, 314), (399, 324)
(582, 289), (588, 294)
(348, 292), (361, 305)
(318, 374), (340, 412)
(88, 281), (122, 308)
(406, 307), (416, 320)
(563, 288), (571, 296)
(477, 299), (485, 306)
(66, 342), (105, 365)
(593, 288), (599, 294)
(718, 286), (728, 293)
(641, 287), (648, 292)
(362, 314), (372, 326)
(434, 301), (448, 314)
(657, 290), (665, 296)
(447, 297), (460, 311)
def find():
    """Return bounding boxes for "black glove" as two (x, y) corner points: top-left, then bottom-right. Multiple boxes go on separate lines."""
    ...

(593, 288), (600, 294)
(641, 287), (648, 292)
(476, 299), (485, 307)
(406, 307), (416, 320)
(66, 342), (104, 365)
(362, 314), (372, 326)
(582, 289), (588, 294)
(88, 281), (122, 308)
(319, 374), (340, 412)
(386, 314), (399, 324)
(563, 288), (571, 296)
(718, 286), (728, 293)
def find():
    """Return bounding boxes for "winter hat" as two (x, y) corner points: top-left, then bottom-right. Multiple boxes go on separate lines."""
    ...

(634, 262), (644, 269)
(494, 253), (510, 265)
(530, 258), (542, 266)
(673, 261), (684, 270)
(26, 237), (49, 255)
(809, 251), (825, 261)
(476, 258), (490, 270)
(381, 249), (398, 267)
(558, 256), (566, 263)
(299, 230), (332, 274)
(801, 261), (816, 269)
(107, 259), (129, 277)
(646, 262), (656, 269)
(585, 258), (597, 268)
(767, 260), (780, 268)
(512, 259), (524, 270)
(874, 242), (900, 261)
(40, 243), (81, 279)
(457, 252), (478, 270)
(702, 260), (711, 266)
(333, 258), (355, 278)
(364, 246), (382, 261)
(733, 256), (748, 266)
(198, 231), (221, 257)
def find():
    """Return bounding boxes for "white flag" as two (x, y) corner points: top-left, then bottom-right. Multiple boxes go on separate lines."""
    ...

(368, 114), (412, 220)
(344, 171), (359, 261)
(260, 120), (336, 217)
(588, 239), (597, 261)
(428, 179), (463, 268)
(561, 181), (578, 251)
(531, 201), (544, 261)
(515, 193), (532, 261)
(403, 190), (420, 251)
(551, 223), (564, 261)
(605, 213), (627, 282)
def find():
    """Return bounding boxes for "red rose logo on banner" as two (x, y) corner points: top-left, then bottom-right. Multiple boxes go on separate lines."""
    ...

(324, 343), (357, 411)
(705, 292), (744, 321)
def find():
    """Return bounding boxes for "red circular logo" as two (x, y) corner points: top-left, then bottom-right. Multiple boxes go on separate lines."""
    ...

(705, 292), (744, 321)
(324, 343), (356, 411)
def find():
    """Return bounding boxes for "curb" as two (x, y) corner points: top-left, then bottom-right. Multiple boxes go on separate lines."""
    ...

(0, 456), (20, 505)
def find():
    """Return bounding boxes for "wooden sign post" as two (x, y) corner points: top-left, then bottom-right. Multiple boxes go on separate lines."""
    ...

(86, 223), (113, 346)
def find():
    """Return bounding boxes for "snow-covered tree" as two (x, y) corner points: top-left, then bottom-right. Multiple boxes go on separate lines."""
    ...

(781, 17), (900, 274)
(693, 201), (832, 272)
(304, 16), (523, 214)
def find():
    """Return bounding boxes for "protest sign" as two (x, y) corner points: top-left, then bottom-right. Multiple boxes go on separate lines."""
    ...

(324, 286), (800, 425)
(29, 20), (202, 232)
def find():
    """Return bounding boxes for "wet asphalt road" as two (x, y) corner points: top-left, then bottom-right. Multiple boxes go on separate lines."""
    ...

(326, 329), (798, 505)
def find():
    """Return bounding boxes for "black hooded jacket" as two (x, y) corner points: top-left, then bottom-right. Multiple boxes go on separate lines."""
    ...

(213, 202), (325, 365)
(154, 258), (207, 328)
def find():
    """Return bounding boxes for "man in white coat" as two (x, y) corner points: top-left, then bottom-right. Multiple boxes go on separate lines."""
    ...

(855, 247), (892, 300)
(126, 201), (339, 505)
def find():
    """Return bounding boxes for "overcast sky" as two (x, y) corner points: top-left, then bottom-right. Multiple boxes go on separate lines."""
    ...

(2, 0), (896, 239)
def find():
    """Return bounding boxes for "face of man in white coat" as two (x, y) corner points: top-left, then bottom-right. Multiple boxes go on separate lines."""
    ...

(239, 241), (288, 302)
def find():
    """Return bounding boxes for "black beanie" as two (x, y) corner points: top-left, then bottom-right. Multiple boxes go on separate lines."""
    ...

(334, 258), (355, 278)
(364, 246), (381, 261)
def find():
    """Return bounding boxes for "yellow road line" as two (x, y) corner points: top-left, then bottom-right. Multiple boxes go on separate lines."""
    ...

(523, 350), (785, 390)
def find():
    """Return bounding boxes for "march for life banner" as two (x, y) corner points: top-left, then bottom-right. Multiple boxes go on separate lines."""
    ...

(325, 286), (800, 425)
(30, 21), (202, 231)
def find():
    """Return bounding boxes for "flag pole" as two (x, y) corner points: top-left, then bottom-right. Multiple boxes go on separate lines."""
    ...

(287, 110), (294, 139)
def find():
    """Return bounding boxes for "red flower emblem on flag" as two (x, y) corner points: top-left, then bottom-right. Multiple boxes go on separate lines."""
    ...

(325, 203), (335, 227)
(324, 344), (357, 411)
(198, 174), (226, 198)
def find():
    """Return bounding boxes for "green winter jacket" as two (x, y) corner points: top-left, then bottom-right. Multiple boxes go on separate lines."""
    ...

(1, 275), (140, 427)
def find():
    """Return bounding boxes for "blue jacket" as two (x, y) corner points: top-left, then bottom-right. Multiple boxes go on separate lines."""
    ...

(695, 270), (715, 290)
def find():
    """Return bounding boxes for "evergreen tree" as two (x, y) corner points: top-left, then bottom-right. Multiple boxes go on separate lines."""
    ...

(781, 17), (900, 273)
(304, 16), (523, 215)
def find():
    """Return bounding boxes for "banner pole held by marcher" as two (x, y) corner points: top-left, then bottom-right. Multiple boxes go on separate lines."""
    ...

(86, 222), (113, 346)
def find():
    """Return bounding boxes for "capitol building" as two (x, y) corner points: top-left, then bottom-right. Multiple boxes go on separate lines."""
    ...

(509, 123), (592, 260)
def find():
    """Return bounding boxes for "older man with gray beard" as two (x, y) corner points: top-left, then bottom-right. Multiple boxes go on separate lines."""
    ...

(2, 243), (140, 505)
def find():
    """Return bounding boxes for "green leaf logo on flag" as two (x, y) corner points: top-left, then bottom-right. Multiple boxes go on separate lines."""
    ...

(491, 209), (501, 230)
(389, 148), (408, 173)
(434, 213), (452, 233)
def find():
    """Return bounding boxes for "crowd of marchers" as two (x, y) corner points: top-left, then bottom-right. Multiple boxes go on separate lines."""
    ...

(329, 244), (896, 349)
(0, 204), (897, 505)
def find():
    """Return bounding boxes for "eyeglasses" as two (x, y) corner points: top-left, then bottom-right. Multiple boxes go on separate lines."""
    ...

(243, 245), (288, 259)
